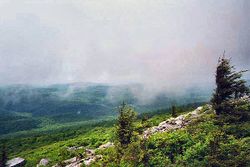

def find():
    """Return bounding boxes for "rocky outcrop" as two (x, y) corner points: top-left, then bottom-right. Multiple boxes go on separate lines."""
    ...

(53, 105), (212, 167)
(143, 105), (212, 138)
(6, 157), (26, 167)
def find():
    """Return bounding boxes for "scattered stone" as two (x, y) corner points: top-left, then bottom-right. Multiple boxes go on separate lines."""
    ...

(37, 158), (49, 166)
(55, 147), (100, 167)
(85, 149), (95, 156)
(77, 146), (84, 150)
(67, 146), (78, 151)
(65, 161), (82, 167)
(64, 157), (78, 164)
(6, 157), (26, 167)
(98, 142), (114, 150)
(84, 156), (96, 166)
(54, 105), (214, 167)
(67, 146), (85, 152)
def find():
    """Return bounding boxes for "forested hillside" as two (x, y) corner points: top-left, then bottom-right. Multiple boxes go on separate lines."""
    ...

(0, 0), (249, 166)
(1, 103), (203, 166)
(0, 57), (249, 167)
(0, 83), (211, 135)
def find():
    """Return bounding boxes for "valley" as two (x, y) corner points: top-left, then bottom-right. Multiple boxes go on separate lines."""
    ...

(0, 83), (211, 136)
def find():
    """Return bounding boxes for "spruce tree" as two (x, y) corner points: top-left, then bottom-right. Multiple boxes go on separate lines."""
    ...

(115, 102), (136, 147)
(211, 54), (249, 115)
(171, 105), (177, 118)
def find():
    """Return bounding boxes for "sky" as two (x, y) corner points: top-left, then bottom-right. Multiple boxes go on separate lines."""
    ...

(0, 0), (249, 91)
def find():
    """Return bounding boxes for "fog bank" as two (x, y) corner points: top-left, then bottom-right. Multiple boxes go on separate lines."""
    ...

(0, 0), (249, 93)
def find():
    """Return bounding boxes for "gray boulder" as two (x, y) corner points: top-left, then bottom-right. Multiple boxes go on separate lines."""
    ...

(6, 157), (26, 167)
(37, 158), (49, 166)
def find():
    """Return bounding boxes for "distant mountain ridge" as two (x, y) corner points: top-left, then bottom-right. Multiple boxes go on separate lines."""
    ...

(0, 82), (212, 135)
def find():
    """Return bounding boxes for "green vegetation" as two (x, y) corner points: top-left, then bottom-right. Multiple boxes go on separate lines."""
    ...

(17, 127), (113, 166)
(92, 105), (250, 167)
(0, 119), (115, 158)
(0, 104), (200, 166)
(90, 56), (250, 167)
(2, 98), (249, 167)
(1, 56), (249, 166)
(116, 102), (137, 146)
(212, 55), (249, 116)
(211, 56), (249, 125)
(0, 83), (210, 136)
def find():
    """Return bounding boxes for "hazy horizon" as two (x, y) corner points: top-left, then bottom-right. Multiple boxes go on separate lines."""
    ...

(0, 0), (249, 92)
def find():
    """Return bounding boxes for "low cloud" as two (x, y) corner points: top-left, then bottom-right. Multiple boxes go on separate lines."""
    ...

(0, 0), (249, 95)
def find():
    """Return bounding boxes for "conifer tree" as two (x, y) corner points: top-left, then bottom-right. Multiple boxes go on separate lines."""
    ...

(211, 54), (249, 115)
(171, 105), (177, 118)
(115, 102), (136, 147)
